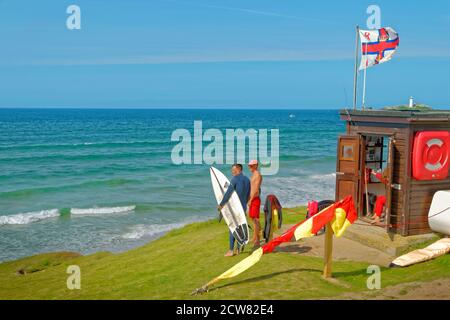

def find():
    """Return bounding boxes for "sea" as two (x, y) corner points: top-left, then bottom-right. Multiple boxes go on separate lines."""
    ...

(0, 108), (344, 262)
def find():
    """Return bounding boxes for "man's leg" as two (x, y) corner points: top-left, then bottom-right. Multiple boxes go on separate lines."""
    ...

(368, 193), (377, 216)
(253, 218), (260, 247)
(372, 195), (386, 224)
(225, 231), (235, 257)
(249, 197), (261, 248)
(250, 219), (256, 243)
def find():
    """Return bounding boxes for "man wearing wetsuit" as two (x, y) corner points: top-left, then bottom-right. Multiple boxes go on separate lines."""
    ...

(218, 164), (250, 257)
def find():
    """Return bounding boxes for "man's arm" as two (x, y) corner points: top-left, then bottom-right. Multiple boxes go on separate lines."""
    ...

(219, 177), (236, 208)
(370, 169), (388, 185)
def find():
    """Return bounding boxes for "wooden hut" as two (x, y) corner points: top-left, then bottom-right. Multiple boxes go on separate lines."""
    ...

(336, 109), (450, 236)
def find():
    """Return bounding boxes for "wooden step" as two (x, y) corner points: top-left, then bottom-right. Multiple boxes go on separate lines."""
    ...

(343, 220), (438, 256)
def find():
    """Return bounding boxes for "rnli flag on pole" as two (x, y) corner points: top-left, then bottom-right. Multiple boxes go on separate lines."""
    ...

(359, 27), (399, 70)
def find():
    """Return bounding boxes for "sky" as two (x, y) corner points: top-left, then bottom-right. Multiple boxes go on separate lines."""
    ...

(0, 0), (449, 109)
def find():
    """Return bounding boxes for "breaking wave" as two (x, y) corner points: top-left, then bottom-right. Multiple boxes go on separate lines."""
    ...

(70, 205), (136, 215)
(310, 173), (336, 180)
(121, 223), (184, 240)
(0, 205), (138, 225)
(263, 172), (336, 208)
(0, 209), (60, 225)
(121, 217), (204, 240)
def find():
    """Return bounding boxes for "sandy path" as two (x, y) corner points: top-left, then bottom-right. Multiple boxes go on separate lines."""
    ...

(276, 232), (393, 267)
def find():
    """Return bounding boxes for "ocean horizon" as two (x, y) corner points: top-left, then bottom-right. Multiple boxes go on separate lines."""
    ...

(0, 108), (343, 262)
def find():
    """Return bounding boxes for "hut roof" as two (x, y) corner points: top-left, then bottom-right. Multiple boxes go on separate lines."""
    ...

(340, 109), (450, 124)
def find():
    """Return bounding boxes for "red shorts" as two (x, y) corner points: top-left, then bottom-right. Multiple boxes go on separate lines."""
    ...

(249, 197), (261, 219)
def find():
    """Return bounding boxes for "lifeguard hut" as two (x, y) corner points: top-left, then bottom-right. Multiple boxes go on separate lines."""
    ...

(336, 109), (450, 236)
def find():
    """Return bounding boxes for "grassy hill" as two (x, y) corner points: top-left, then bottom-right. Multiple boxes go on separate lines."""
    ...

(0, 208), (449, 300)
(382, 104), (433, 111)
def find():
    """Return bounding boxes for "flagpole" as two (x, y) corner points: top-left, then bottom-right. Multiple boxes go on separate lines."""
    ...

(352, 25), (359, 111)
(362, 43), (367, 110)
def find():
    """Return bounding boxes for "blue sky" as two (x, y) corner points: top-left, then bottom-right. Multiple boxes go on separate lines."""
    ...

(0, 0), (449, 108)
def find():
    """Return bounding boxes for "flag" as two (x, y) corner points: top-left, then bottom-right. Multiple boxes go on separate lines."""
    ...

(195, 196), (357, 292)
(359, 27), (399, 70)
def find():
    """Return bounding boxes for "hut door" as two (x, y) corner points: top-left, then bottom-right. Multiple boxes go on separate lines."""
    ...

(335, 135), (361, 204)
(385, 138), (394, 231)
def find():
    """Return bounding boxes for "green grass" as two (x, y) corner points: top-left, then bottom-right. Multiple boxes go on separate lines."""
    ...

(382, 104), (433, 111)
(1, 207), (449, 300)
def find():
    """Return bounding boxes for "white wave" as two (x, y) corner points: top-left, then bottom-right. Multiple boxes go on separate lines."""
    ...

(0, 209), (60, 225)
(263, 172), (336, 208)
(121, 217), (203, 240)
(74, 142), (94, 146)
(70, 205), (136, 215)
(121, 222), (184, 240)
(310, 173), (336, 180)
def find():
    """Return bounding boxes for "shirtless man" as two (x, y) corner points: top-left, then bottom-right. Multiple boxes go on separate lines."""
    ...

(247, 160), (263, 249)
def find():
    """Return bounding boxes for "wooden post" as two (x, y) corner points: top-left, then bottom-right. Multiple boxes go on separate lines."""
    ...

(323, 222), (333, 278)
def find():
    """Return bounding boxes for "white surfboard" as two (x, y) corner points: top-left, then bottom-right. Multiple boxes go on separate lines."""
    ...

(210, 167), (249, 246)
(428, 190), (450, 236)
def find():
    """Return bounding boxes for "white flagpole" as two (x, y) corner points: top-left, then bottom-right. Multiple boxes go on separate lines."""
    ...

(362, 43), (368, 110)
(352, 26), (359, 111)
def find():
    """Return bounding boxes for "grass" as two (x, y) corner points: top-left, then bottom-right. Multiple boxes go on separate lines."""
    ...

(0, 207), (449, 300)
(382, 104), (433, 111)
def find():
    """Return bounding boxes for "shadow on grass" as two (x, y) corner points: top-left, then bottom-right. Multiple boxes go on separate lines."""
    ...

(333, 266), (384, 279)
(275, 245), (312, 254)
(207, 266), (379, 293)
(209, 268), (321, 292)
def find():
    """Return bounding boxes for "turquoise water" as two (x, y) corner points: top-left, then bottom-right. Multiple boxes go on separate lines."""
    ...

(0, 109), (343, 262)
